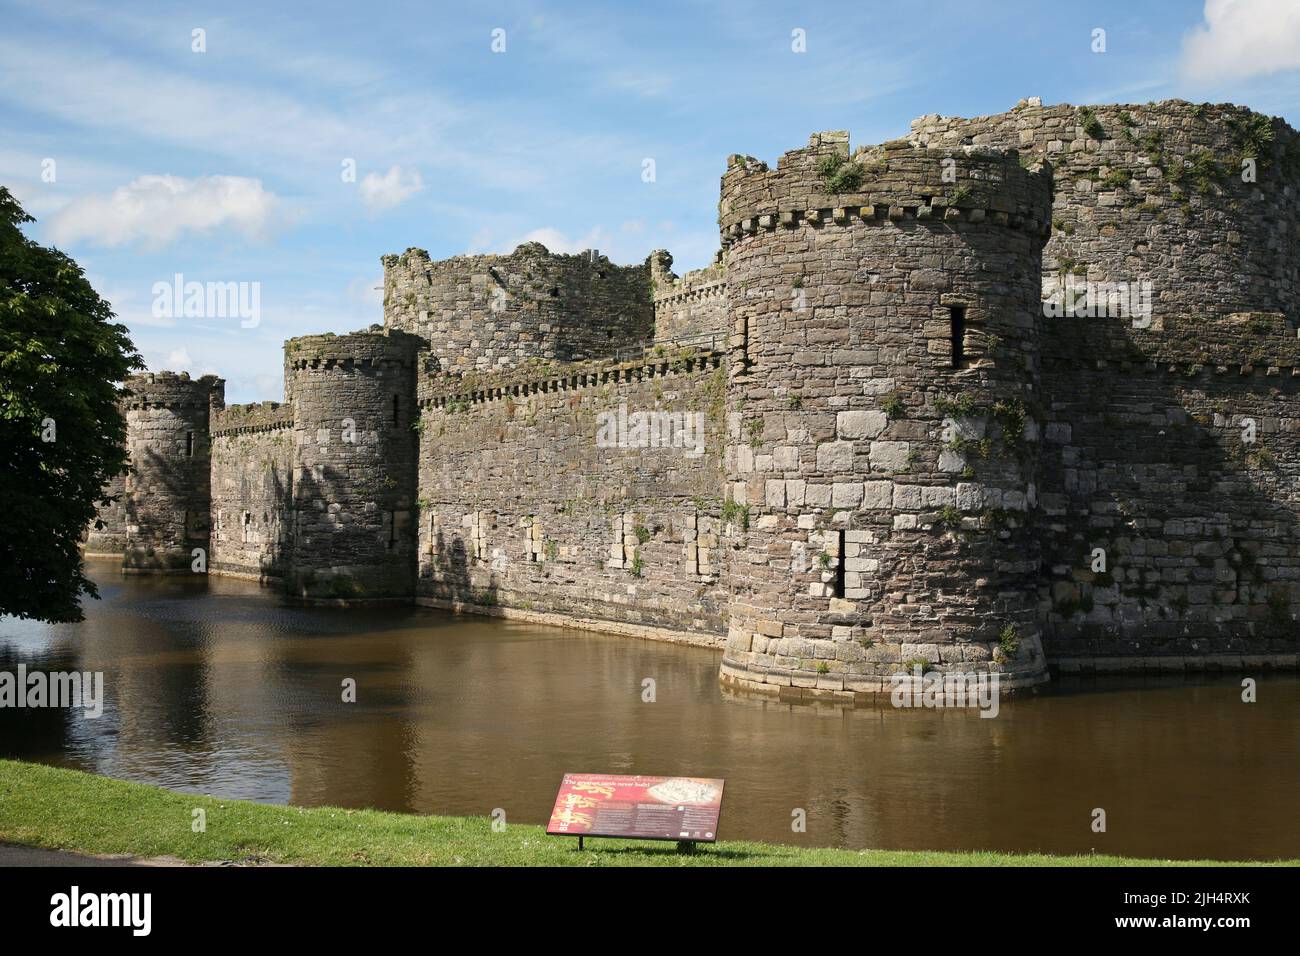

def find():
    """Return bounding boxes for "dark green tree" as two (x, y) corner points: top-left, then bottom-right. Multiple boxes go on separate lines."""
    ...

(0, 186), (142, 621)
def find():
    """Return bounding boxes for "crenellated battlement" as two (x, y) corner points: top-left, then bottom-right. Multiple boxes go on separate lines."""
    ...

(416, 345), (725, 411)
(210, 401), (294, 437)
(719, 132), (1053, 245)
(649, 249), (728, 342)
(122, 371), (224, 410)
(285, 328), (423, 370)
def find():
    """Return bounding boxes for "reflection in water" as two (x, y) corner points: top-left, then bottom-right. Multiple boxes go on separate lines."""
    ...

(1, 558), (1297, 860)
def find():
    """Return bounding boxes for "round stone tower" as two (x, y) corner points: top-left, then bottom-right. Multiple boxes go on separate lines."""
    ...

(118, 371), (224, 571)
(283, 328), (422, 600)
(381, 243), (654, 373)
(717, 131), (1054, 698)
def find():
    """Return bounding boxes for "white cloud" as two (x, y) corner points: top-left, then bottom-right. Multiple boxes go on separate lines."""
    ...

(1180, 0), (1300, 86)
(467, 226), (611, 257)
(358, 165), (424, 213)
(145, 345), (216, 378)
(47, 175), (281, 248)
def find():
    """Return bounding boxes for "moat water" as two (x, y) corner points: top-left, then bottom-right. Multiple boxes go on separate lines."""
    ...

(1, 559), (1297, 860)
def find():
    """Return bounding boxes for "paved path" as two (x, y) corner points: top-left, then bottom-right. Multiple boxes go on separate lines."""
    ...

(0, 843), (270, 867)
(0, 843), (148, 866)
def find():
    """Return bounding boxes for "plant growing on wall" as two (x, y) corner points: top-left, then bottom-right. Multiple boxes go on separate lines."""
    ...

(1228, 113), (1275, 169)
(938, 505), (962, 530)
(1078, 106), (1105, 141)
(880, 391), (905, 418)
(721, 498), (750, 532)
(817, 151), (866, 194)
(935, 394), (978, 419)
(991, 398), (1027, 450)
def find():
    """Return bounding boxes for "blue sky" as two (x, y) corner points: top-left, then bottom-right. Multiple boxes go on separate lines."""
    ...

(4, 0), (1300, 403)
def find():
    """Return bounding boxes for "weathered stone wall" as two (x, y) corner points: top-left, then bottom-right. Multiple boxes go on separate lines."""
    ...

(650, 249), (729, 343)
(716, 131), (1055, 700)
(283, 329), (422, 599)
(83, 102), (1300, 691)
(82, 470), (127, 556)
(1038, 312), (1300, 668)
(210, 401), (294, 580)
(382, 243), (654, 373)
(115, 372), (223, 571)
(908, 100), (1300, 670)
(910, 99), (1300, 322)
(413, 348), (729, 644)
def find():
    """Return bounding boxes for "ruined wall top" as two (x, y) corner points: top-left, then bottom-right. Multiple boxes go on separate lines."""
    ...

(284, 326), (424, 369)
(381, 242), (654, 373)
(210, 400), (294, 437)
(123, 371), (225, 410)
(910, 98), (1300, 321)
(719, 131), (1053, 245)
(649, 248), (728, 343)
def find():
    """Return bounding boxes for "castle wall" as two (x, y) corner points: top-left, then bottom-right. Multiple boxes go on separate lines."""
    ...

(413, 349), (729, 644)
(118, 373), (223, 571)
(283, 330), (421, 599)
(81, 103), (1300, 691)
(382, 244), (654, 373)
(649, 250), (729, 343)
(716, 132), (1054, 700)
(910, 100), (1300, 323)
(83, 471), (127, 556)
(1038, 313), (1300, 668)
(210, 401), (294, 580)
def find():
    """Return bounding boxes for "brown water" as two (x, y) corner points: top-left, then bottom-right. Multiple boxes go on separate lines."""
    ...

(1, 559), (1297, 860)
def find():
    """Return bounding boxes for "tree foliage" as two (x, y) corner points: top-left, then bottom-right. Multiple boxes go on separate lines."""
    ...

(0, 187), (142, 621)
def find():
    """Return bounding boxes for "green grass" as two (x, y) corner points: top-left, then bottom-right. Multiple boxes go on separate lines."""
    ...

(0, 759), (1289, 867)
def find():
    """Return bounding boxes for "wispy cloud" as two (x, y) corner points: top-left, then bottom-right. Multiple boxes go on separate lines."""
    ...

(359, 165), (424, 213)
(48, 174), (283, 248)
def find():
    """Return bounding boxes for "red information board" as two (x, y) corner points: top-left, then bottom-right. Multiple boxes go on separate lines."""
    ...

(546, 773), (724, 843)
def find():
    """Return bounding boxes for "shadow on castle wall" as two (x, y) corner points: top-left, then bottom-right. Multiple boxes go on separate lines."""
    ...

(275, 460), (419, 602)
(1038, 316), (1300, 662)
(123, 444), (208, 571)
(422, 530), (501, 610)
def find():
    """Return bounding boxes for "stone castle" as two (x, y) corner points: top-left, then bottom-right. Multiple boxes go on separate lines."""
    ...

(85, 99), (1300, 700)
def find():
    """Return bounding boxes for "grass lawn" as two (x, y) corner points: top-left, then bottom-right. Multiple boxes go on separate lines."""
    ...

(0, 759), (1291, 867)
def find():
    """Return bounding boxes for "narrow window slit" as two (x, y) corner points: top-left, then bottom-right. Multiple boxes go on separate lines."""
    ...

(833, 529), (846, 599)
(950, 306), (967, 369)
